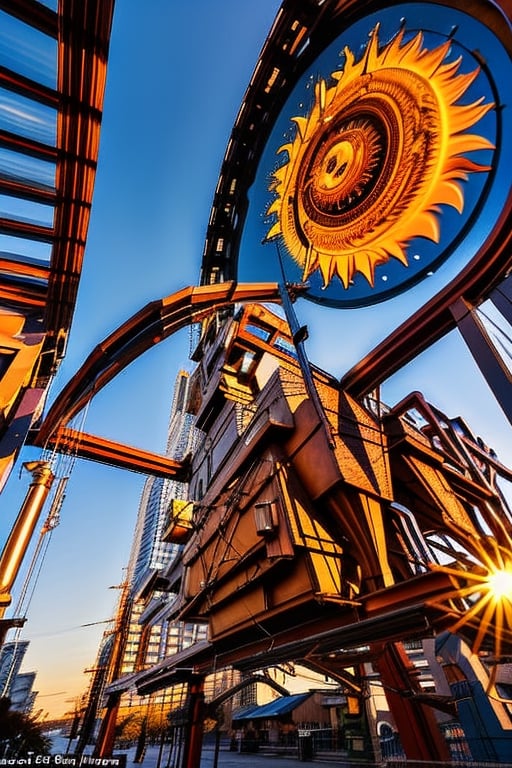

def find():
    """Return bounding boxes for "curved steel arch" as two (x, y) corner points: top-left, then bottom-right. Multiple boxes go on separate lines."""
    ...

(200, 0), (512, 288)
(200, 0), (512, 419)
(206, 673), (290, 711)
(33, 282), (283, 447)
(341, 205), (512, 399)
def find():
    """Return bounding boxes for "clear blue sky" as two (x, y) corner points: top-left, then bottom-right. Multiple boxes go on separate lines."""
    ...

(1, 0), (511, 720)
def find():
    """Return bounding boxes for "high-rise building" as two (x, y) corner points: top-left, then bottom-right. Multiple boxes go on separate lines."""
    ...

(79, 370), (237, 747)
(131, 371), (196, 593)
(121, 370), (203, 678)
(0, 640), (35, 713)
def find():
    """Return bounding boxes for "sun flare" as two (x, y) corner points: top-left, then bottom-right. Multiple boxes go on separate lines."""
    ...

(266, 24), (494, 290)
(487, 568), (512, 601)
(428, 538), (512, 660)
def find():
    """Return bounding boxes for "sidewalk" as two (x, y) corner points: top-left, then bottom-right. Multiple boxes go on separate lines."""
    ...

(121, 743), (370, 768)
(49, 734), (370, 768)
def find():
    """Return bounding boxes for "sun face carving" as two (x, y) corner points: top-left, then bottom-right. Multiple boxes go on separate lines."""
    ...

(266, 24), (495, 290)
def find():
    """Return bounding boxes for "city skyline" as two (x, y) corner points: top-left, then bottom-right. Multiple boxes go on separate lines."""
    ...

(1, 0), (511, 724)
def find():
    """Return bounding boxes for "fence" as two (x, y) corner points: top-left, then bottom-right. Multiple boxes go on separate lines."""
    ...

(381, 722), (512, 768)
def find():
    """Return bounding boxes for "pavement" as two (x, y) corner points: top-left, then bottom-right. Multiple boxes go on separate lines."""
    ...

(47, 735), (370, 768)
(114, 743), (365, 768)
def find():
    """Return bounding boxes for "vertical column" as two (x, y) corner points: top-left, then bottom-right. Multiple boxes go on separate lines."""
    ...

(93, 692), (121, 757)
(181, 675), (206, 768)
(489, 273), (512, 323)
(91, 582), (132, 756)
(374, 641), (451, 761)
(0, 461), (54, 617)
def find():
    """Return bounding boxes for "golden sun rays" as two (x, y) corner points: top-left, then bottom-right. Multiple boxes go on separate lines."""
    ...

(266, 24), (495, 290)
(427, 533), (512, 664)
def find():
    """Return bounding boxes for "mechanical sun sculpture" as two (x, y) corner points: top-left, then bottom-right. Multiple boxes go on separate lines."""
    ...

(266, 25), (494, 289)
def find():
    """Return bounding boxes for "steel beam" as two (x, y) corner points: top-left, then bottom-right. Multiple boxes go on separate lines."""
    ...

(450, 297), (512, 426)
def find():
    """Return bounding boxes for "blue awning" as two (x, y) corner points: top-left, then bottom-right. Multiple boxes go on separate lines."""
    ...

(232, 692), (312, 722)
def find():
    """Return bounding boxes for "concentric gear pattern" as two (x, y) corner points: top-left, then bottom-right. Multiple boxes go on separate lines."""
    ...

(266, 24), (494, 290)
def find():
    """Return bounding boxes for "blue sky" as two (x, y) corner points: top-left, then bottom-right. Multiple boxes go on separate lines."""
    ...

(1, 0), (282, 719)
(1, 0), (511, 720)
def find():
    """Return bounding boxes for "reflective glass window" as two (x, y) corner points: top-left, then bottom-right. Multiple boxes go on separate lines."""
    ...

(0, 147), (56, 189)
(0, 234), (52, 264)
(0, 89), (57, 146)
(0, 11), (57, 90)
(246, 323), (272, 342)
(274, 335), (297, 358)
(0, 195), (54, 229)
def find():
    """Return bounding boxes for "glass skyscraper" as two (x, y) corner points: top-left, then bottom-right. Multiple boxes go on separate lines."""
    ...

(79, 370), (238, 746)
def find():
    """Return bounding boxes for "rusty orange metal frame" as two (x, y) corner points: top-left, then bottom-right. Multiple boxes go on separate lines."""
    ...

(48, 427), (189, 480)
(0, 0), (116, 488)
(341, 203), (512, 398)
(0, 0), (115, 375)
(32, 282), (284, 450)
(107, 569), (455, 697)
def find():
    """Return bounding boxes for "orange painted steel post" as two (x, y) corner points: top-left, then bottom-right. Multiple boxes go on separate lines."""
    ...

(93, 692), (121, 758)
(0, 461), (54, 617)
(92, 581), (132, 757)
(374, 641), (451, 761)
(181, 675), (206, 768)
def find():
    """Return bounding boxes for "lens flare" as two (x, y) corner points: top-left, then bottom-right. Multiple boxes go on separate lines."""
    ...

(487, 568), (512, 601)
(428, 539), (512, 660)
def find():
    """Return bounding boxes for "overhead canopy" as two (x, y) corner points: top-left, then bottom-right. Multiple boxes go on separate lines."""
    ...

(0, 0), (115, 370)
(232, 693), (312, 724)
(0, 0), (115, 485)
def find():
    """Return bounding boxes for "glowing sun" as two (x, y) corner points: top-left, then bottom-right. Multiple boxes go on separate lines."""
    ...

(428, 535), (512, 663)
(266, 24), (495, 290)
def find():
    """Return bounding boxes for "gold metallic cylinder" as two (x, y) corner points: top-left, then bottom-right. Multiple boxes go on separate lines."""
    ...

(0, 461), (54, 614)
